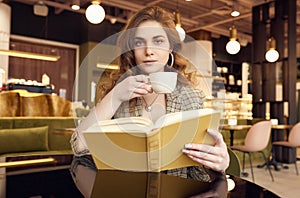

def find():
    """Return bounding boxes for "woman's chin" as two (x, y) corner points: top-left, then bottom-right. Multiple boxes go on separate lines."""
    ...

(138, 67), (164, 75)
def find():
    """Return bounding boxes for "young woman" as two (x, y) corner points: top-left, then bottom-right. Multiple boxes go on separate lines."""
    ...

(70, 6), (229, 194)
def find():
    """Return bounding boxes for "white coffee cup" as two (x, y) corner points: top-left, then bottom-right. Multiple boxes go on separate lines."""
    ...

(149, 72), (177, 93)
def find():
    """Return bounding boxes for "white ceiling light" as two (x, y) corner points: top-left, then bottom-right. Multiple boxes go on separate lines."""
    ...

(85, 0), (105, 24)
(231, 10), (240, 17)
(226, 26), (241, 55)
(174, 0), (185, 41)
(265, 37), (279, 63)
(230, 0), (240, 17)
(71, 0), (80, 11)
(174, 11), (185, 41)
(33, 1), (48, 17)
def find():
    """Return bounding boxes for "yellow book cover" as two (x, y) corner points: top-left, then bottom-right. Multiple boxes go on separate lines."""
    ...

(83, 108), (221, 172)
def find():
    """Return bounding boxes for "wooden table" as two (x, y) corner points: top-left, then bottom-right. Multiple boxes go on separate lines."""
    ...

(271, 124), (293, 130)
(271, 124), (293, 143)
(271, 124), (293, 137)
(67, 155), (281, 198)
(221, 125), (252, 146)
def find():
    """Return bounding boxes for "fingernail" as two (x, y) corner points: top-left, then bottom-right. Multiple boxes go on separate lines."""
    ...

(182, 149), (189, 154)
(207, 128), (216, 133)
(184, 143), (192, 148)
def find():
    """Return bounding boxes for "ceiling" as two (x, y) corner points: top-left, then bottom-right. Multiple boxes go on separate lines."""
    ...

(7, 0), (300, 44)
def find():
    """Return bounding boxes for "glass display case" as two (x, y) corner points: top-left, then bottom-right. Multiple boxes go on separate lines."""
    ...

(204, 95), (253, 120)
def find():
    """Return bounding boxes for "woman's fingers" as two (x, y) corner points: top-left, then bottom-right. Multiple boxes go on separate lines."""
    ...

(130, 76), (152, 94)
(207, 128), (223, 141)
(182, 129), (230, 172)
(113, 75), (152, 101)
(183, 146), (228, 171)
(134, 74), (150, 83)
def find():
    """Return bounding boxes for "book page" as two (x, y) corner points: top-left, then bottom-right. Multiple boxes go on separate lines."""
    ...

(85, 116), (154, 133)
(85, 108), (218, 134)
(153, 108), (218, 130)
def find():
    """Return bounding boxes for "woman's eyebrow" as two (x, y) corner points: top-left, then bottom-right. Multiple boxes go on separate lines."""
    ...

(133, 37), (147, 43)
(134, 35), (166, 40)
(153, 35), (166, 39)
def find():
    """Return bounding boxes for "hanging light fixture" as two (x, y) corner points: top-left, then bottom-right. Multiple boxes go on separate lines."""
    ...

(231, 10), (240, 17)
(174, 0), (185, 41)
(230, 0), (240, 17)
(174, 11), (186, 41)
(0, 49), (60, 62)
(265, 37), (279, 63)
(33, 1), (49, 17)
(71, 0), (80, 11)
(226, 26), (241, 55)
(85, 0), (105, 24)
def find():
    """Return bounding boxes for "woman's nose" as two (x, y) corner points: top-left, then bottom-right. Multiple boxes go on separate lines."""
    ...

(145, 46), (154, 55)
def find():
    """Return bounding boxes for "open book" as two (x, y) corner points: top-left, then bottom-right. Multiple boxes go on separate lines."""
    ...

(83, 108), (221, 172)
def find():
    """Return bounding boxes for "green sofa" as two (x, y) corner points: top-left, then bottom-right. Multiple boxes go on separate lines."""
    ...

(0, 117), (78, 163)
(0, 117), (80, 198)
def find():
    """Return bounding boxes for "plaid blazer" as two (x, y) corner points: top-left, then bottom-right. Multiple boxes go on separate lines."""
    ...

(71, 83), (212, 182)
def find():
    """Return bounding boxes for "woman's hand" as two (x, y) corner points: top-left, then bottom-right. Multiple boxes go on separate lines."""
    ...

(113, 75), (152, 102)
(182, 129), (230, 172)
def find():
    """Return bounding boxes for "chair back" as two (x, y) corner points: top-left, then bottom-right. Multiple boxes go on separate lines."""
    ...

(244, 121), (272, 152)
(289, 122), (300, 146)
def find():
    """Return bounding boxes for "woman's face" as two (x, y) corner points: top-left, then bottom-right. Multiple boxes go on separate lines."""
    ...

(133, 20), (170, 75)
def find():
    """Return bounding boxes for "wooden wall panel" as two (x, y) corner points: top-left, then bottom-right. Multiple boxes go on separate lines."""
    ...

(8, 40), (76, 101)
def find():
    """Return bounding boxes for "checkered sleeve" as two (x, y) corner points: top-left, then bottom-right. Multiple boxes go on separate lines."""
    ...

(163, 166), (211, 182)
(181, 86), (206, 110)
(70, 129), (90, 156)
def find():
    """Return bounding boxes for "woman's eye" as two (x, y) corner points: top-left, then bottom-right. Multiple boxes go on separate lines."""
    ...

(154, 39), (163, 45)
(134, 40), (145, 47)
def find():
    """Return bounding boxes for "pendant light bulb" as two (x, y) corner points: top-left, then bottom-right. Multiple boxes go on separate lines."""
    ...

(226, 26), (240, 55)
(230, 1), (240, 17)
(231, 10), (240, 17)
(71, 0), (80, 10)
(174, 11), (185, 41)
(226, 40), (241, 55)
(85, 0), (105, 24)
(265, 37), (279, 62)
(265, 49), (279, 63)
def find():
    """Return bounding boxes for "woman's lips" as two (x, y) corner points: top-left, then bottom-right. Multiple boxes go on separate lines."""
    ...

(143, 61), (157, 65)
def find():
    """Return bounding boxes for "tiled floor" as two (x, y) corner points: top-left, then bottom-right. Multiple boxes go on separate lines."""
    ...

(240, 162), (300, 198)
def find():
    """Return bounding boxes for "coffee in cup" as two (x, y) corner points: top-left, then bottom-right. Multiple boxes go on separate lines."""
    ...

(149, 72), (177, 93)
